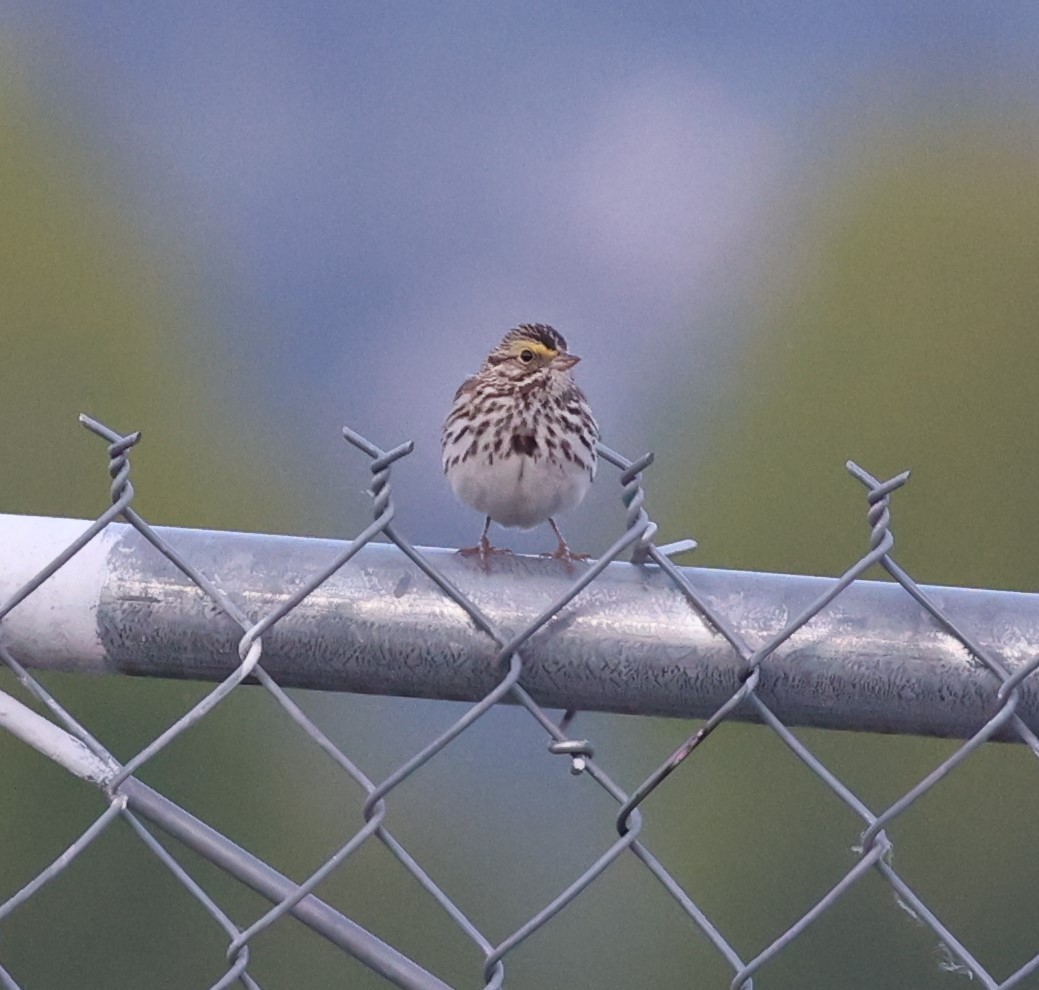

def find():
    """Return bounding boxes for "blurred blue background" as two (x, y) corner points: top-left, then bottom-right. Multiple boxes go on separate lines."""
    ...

(2, 3), (1039, 988)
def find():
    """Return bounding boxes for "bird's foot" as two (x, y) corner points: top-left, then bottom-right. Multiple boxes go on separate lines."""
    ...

(540, 540), (592, 573)
(458, 536), (512, 571)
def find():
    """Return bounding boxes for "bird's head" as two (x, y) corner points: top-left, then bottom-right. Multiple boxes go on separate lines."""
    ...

(484, 324), (580, 378)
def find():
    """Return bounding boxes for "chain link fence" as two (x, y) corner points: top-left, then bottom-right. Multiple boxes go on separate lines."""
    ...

(1, 414), (1038, 989)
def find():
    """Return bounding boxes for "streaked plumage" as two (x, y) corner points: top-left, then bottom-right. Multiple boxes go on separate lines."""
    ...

(441, 324), (599, 564)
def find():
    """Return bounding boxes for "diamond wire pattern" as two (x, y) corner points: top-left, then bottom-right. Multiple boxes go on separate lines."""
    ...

(0, 414), (1036, 989)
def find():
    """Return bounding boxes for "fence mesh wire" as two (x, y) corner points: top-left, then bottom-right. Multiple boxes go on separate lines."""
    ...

(1, 414), (1037, 990)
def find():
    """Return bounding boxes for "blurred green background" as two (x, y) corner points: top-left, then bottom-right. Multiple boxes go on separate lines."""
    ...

(3, 6), (1039, 989)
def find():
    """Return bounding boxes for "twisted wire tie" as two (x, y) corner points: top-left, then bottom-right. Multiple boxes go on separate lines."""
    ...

(845, 462), (911, 552)
(619, 451), (657, 563)
(78, 414), (142, 504)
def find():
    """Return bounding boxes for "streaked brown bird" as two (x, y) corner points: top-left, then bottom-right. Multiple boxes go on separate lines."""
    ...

(441, 324), (599, 565)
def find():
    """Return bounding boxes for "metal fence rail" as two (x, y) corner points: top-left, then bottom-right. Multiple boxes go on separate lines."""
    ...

(2, 414), (1038, 990)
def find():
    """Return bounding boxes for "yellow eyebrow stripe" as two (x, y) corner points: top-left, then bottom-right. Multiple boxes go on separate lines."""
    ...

(510, 341), (557, 358)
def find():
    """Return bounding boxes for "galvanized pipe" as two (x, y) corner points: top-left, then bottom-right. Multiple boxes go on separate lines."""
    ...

(1, 513), (1037, 741)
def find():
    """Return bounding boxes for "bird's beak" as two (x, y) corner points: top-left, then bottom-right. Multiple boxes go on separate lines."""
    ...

(553, 353), (580, 370)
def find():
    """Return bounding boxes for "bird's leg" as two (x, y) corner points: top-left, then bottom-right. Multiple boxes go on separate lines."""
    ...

(458, 516), (494, 559)
(543, 518), (591, 570)
(458, 516), (511, 569)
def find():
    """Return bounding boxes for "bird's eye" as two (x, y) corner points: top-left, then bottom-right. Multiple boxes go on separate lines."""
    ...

(519, 349), (535, 363)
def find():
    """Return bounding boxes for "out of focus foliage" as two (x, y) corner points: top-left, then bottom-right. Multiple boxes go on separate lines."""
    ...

(0, 59), (311, 534)
(675, 122), (1039, 591)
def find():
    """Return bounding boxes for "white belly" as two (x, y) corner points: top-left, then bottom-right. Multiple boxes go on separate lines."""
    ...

(448, 454), (592, 529)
